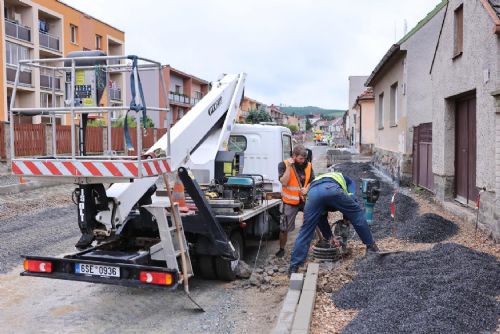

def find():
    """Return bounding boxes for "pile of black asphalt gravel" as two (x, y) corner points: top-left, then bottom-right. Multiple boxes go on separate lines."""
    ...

(332, 162), (459, 243)
(399, 212), (459, 243)
(332, 243), (500, 334)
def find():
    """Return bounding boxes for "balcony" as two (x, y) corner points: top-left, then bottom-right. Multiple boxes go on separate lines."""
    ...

(110, 87), (122, 101)
(40, 73), (61, 91)
(39, 31), (60, 52)
(169, 92), (190, 105)
(108, 59), (121, 66)
(191, 97), (201, 105)
(6, 65), (32, 86)
(5, 19), (31, 43)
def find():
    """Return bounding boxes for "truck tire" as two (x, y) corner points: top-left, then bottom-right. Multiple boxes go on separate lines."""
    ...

(215, 232), (244, 281)
(198, 256), (217, 280)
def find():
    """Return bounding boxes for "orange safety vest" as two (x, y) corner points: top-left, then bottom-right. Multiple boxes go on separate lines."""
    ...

(281, 161), (312, 205)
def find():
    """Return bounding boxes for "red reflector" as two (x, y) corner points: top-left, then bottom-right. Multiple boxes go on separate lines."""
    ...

(240, 222), (247, 228)
(24, 260), (53, 273)
(139, 271), (173, 285)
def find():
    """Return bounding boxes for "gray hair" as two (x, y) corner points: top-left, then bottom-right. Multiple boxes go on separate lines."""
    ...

(292, 145), (308, 157)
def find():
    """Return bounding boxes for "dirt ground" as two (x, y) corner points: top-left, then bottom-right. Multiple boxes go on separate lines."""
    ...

(310, 183), (500, 334)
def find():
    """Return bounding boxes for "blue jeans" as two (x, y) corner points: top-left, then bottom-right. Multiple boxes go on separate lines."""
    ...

(290, 179), (375, 268)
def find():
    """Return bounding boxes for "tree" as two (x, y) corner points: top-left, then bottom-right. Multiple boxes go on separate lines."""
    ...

(112, 115), (155, 128)
(305, 118), (312, 131)
(245, 109), (272, 124)
(285, 124), (299, 134)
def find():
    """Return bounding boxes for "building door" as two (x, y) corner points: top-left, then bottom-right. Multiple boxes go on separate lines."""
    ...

(455, 96), (477, 204)
(412, 123), (434, 191)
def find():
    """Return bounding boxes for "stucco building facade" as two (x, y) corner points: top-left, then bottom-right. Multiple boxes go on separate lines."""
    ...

(430, 0), (500, 239)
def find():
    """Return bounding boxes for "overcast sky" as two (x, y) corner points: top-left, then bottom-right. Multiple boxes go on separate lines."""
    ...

(63, 0), (439, 109)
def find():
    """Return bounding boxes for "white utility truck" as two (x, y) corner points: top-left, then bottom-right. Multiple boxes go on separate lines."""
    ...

(10, 52), (293, 287)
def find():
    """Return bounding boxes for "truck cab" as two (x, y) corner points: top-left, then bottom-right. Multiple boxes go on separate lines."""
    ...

(228, 124), (292, 192)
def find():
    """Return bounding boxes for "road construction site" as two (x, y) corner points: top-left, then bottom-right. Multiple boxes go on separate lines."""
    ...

(310, 159), (500, 334)
(1, 145), (499, 333)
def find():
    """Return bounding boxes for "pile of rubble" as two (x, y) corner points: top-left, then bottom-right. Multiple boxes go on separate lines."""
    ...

(236, 257), (290, 291)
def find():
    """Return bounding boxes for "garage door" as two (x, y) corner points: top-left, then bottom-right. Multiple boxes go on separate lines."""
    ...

(412, 123), (434, 191)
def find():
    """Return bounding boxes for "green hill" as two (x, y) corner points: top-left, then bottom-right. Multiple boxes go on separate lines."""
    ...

(281, 106), (345, 118)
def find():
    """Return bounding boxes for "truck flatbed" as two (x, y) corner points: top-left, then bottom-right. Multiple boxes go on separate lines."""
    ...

(215, 198), (281, 222)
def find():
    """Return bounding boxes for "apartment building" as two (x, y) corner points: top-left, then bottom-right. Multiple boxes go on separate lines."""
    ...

(1, 0), (125, 124)
(237, 96), (264, 123)
(128, 65), (209, 128)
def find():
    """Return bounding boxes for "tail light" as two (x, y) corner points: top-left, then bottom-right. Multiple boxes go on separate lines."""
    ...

(139, 271), (173, 285)
(24, 260), (53, 273)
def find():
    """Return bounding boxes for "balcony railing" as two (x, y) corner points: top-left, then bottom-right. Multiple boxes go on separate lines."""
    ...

(5, 19), (31, 42)
(169, 92), (190, 104)
(40, 73), (61, 90)
(191, 97), (201, 105)
(108, 59), (121, 66)
(39, 31), (60, 52)
(110, 87), (122, 101)
(6, 65), (32, 86)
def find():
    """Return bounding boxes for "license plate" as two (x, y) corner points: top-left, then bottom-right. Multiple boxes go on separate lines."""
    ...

(75, 263), (120, 278)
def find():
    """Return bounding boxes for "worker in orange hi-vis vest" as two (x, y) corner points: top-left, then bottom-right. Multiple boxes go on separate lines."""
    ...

(276, 145), (332, 258)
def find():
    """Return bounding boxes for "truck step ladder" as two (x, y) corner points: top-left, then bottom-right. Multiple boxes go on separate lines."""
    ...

(143, 201), (193, 283)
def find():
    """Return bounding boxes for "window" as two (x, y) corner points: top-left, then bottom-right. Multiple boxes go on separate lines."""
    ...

(95, 34), (102, 50)
(5, 41), (29, 65)
(282, 134), (292, 160)
(194, 91), (202, 99)
(40, 93), (49, 108)
(175, 85), (181, 94)
(378, 93), (384, 129)
(453, 5), (463, 58)
(70, 24), (78, 44)
(228, 135), (247, 152)
(390, 82), (398, 126)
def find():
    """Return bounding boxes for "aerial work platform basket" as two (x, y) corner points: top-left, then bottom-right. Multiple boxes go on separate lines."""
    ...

(8, 53), (173, 183)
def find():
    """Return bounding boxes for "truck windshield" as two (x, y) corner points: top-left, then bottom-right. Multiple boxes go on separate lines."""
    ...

(228, 135), (247, 152)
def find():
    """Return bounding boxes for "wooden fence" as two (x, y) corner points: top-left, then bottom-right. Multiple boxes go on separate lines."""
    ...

(14, 124), (46, 156)
(56, 125), (72, 154)
(1, 123), (166, 159)
(85, 127), (103, 153)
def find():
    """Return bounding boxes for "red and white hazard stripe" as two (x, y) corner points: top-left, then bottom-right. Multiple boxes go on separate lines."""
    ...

(12, 159), (170, 178)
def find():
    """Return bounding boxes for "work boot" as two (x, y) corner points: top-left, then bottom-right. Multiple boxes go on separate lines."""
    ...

(287, 265), (298, 277)
(275, 248), (285, 258)
(365, 243), (380, 256)
(75, 233), (94, 250)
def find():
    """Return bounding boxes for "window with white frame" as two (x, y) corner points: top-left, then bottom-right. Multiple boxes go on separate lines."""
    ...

(70, 24), (78, 44)
(390, 82), (398, 126)
(40, 93), (49, 108)
(5, 41), (29, 65)
(378, 93), (384, 129)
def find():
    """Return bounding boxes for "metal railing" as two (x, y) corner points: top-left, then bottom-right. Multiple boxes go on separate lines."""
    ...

(109, 87), (122, 101)
(169, 92), (190, 104)
(8, 55), (172, 179)
(5, 19), (31, 42)
(39, 31), (60, 52)
(6, 65), (32, 86)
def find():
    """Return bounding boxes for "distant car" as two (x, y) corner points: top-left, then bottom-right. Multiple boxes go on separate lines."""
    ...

(317, 137), (328, 146)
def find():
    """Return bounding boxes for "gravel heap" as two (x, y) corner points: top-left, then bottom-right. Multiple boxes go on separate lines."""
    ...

(333, 162), (418, 240)
(333, 162), (458, 243)
(399, 213), (459, 243)
(332, 243), (500, 334)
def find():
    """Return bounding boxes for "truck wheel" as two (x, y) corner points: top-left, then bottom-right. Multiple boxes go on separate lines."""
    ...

(215, 232), (244, 281)
(198, 256), (217, 280)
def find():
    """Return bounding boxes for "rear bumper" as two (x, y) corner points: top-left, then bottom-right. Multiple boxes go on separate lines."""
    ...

(21, 255), (180, 289)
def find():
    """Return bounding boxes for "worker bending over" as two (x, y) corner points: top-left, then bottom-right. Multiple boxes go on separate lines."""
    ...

(289, 171), (379, 274)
